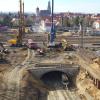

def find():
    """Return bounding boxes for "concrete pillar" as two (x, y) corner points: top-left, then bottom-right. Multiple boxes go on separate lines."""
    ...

(70, 76), (77, 89)
(89, 73), (91, 78)
(90, 75), (92, 79)
(96, 79), (97, 86)
(94, 79), (97, 85)
(93, 78), (95, 85)
(97, 81), (100, 89)
(91, 75), (93, 80)
(96, 79), (98, 88)
(88, 73), (100, 89)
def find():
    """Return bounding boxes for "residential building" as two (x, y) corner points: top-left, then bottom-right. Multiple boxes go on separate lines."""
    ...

(93, 20), (100, 30)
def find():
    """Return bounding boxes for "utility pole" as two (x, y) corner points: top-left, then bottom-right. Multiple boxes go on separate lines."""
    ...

(22, 2), (25, 33)
(79, 22), (84, 48)
(61, 16), (64, 27)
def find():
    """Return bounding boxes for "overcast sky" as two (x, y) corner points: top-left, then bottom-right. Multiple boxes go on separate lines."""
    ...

(0, 0), (100, 13)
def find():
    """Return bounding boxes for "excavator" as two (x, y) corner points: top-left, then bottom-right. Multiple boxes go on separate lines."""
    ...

(48, 37), (74, 51)
(56, 39), (74, 51)
(8, 27), (30, 47)
(8, 28), (23, 47)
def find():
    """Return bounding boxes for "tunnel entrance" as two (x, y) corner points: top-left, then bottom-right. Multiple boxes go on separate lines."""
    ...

(40, 71), (75, 90)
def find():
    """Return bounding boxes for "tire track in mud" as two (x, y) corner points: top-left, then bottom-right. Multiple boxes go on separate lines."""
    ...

(61, 90), (69, 100)
(48, 91), (58, 100)
(47, 81), (81, 100)
(0, 49), (34, 100)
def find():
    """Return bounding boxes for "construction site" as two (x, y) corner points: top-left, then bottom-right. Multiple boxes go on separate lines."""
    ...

(0, 0), (100, 100)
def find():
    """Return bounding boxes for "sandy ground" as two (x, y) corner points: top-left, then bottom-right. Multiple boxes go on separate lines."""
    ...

(77, 69), (100, 100)
(0, 32), (100, 100)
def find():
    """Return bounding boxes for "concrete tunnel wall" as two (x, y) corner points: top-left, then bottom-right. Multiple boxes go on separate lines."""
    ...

(29, 67), (80, 87)
(30, 67), (80, 79)
(40, 70), (78, 88)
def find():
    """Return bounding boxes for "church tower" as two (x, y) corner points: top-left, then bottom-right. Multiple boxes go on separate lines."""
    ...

(47, 1), (51, 14)
(36, 7), (40, 23)
(36, 7), (39, 16)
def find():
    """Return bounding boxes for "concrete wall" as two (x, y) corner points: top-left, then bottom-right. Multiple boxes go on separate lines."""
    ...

(30, 67), (79, 79)
(88, 72), (100, 89)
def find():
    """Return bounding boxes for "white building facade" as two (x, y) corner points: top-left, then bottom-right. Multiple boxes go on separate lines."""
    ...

(93, 20), (100, 30)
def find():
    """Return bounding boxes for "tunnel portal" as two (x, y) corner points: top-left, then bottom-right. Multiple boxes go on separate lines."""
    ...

(40, 71), (75, 90)
(29, 64), (80, 89)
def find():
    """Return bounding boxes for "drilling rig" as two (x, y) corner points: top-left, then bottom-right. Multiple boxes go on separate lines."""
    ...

(48, 0), (74, 51)
(16, 0), (25, 46)
(8, 0), (25, 46)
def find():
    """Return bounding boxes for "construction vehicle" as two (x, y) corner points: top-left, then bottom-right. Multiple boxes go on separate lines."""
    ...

(8, 0), (25, 47)
(0, 43), (9, 61)
(27, 39), (39, 50)
(8, 39), (17, 46)
(48, 39), (74, 51)
(8, 27), (30, 47)
(60, 39), (74, 51)
(36, 48), (45, 56)
(48, 0), (74, 51)
(27, 39), (45, 56)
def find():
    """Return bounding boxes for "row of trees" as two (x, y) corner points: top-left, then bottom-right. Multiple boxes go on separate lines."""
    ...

(0, 15), (12, 26)
(0, 14), (35, 27)
(0, 13), (94, 28)
(61, 16), (93, 28)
